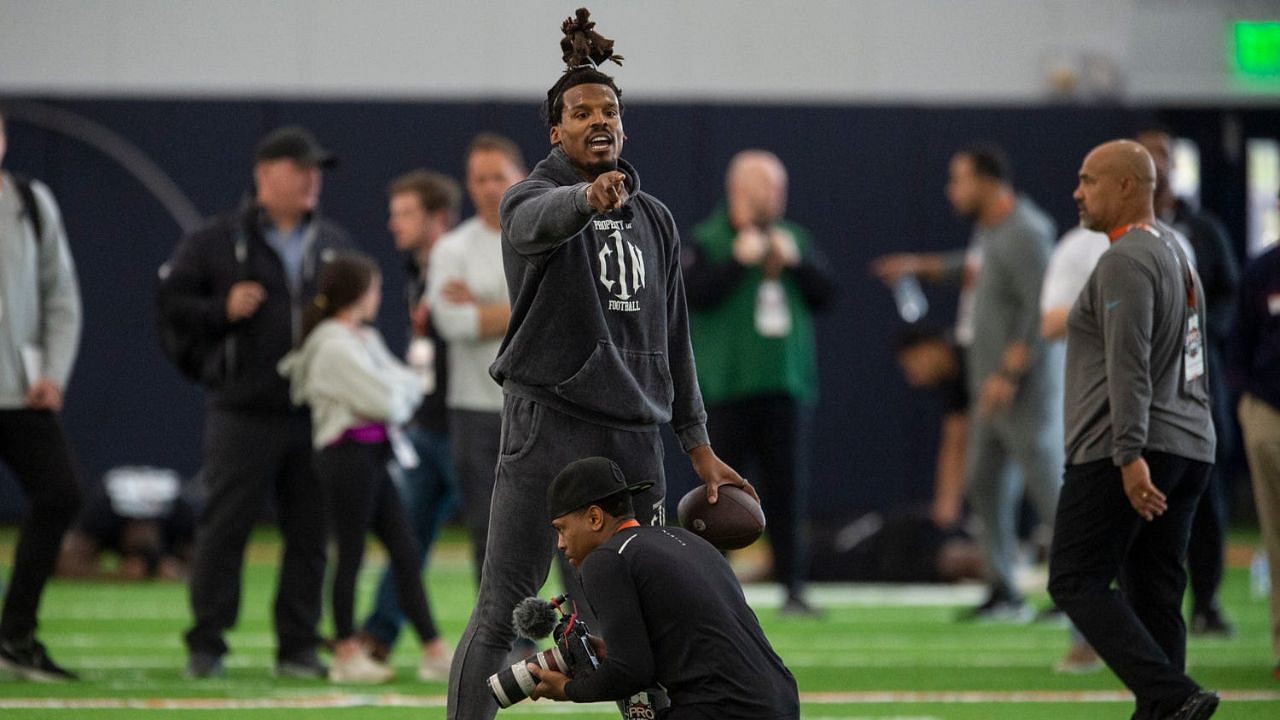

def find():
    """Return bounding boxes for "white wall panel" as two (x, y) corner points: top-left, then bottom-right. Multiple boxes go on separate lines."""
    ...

(0, 0), (1274, 104)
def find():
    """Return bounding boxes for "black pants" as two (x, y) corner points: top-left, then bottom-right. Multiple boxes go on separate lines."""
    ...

(0, 409), (82, 641)
(184, 410), (325, 660)
(1048, 452), (1210, 719)
(706, 395), (809, 597)
(317, 440), (434, 642)
(448, 409), (501, 588)
(1187, 346), (1232, 613)
(1187, 463), (1227, 614)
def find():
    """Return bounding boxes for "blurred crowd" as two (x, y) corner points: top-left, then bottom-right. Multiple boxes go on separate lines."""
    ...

(0, 104), (1277, 716)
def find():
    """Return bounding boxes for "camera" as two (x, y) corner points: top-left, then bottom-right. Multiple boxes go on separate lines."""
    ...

(488, 594), (600, 708)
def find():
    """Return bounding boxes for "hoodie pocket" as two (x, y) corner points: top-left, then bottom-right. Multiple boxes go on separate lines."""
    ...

(499, 395), (543, 462)
(555, 341), (673, 424)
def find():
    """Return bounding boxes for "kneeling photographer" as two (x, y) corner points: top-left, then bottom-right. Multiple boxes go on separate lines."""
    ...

(526, 457), (799, 719)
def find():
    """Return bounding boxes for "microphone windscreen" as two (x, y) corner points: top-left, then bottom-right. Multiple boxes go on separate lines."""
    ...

(512, 596), (558, 640)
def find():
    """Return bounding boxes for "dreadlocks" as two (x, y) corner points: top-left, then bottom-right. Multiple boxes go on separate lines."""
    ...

(543, 8), (625, 127)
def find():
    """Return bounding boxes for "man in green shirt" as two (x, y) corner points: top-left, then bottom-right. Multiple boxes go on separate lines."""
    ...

(683, 150), (835, 615)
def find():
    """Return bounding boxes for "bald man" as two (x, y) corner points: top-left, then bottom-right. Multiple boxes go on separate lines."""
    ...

(683, 150), (835, 616)
(1048, 141), (1219, 720)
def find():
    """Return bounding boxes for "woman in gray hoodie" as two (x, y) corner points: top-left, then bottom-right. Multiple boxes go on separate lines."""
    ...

(278, 252), (439, 684)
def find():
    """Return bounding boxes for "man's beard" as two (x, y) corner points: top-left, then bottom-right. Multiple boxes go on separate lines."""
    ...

(584, 157), (619, 177)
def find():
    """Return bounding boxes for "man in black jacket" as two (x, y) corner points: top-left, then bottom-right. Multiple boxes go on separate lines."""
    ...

(158, 126), (350, 679)
(527, 457), (799, 719)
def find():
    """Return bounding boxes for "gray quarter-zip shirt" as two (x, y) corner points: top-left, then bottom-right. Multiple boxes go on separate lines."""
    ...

(1064, 222), (1215, 467)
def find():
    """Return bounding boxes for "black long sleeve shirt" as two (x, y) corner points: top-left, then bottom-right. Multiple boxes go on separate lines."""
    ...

(565, 526), (799, 719)
(1229, 244), (1280, 411)
(1172, 200), (1240, 344)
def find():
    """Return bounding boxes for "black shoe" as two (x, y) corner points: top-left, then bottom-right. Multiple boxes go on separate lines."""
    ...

(1190, 607), (1235, 638)
(1035, 605), (1069, 626)
(779, 594), (825, 618)
(0, 637), (78, 682)
(1165, 689), (1219, 720)
(184, 651), (225, 679)
(275, 650), (327, 679)
(959, 589), (1034, 623)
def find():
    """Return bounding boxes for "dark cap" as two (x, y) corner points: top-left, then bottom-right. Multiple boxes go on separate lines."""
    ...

(547, 457), (654, 520)
(254, 126), (337, 168)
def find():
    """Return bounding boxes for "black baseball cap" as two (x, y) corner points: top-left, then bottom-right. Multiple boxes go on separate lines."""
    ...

(254, 125), (337, 168)
(547, 457), (654, 520)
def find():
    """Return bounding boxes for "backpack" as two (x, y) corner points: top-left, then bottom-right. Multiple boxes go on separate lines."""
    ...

(155, 226), (248, 385)
(10, 173), (45, 241)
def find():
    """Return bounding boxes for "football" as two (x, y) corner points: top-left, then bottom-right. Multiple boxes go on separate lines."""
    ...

(676, 485), (766, 550)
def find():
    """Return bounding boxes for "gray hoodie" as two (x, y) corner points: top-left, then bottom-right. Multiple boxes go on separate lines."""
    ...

(0, 172), (81, 408)
(278, 319), (423, 449)
(490, 148), (709, 451)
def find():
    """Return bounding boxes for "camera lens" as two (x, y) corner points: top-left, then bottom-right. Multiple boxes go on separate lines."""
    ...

(487, 646), (567, 708)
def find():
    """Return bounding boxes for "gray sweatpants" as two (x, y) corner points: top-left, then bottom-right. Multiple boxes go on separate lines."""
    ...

(966, 387), (1064, 598)
(446, 393), (666, 720)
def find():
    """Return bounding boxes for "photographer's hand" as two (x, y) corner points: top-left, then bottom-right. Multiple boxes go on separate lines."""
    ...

(689, 444), (758, 503)
(586, 633), (609, 662)
(526, 664), (571, 701)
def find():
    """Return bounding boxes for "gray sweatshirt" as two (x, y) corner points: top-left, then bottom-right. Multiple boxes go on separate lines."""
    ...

(965, 196), (1059, 426)
(278, 319), (424, 449)
(1064, 223), (1215, 466)
(490, 148), (709, 451)
(0, 172), (81, 408)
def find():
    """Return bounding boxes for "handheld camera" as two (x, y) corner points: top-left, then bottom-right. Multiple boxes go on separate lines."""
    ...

(488, 594), (600, 708)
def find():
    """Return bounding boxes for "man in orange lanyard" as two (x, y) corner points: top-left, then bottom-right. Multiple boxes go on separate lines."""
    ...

(1048, 140), (1219, 720)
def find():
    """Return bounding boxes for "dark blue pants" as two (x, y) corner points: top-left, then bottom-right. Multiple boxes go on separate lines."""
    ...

(1048, 451), (1210, 720)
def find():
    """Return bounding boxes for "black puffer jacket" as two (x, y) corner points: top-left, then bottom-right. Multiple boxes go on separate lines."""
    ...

(158, 203), (351, 413)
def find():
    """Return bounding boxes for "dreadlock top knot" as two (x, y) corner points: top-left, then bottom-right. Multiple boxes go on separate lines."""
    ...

(543, 7), (625, 127)
(560, 7), (623, 70)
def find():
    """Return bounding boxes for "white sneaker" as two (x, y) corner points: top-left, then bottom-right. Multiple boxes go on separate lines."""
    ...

(417, 649), (453, 682)
(329, 648), (395, 684)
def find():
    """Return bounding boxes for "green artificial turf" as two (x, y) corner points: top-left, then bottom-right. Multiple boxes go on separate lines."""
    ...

(0, 527), (1275, 719)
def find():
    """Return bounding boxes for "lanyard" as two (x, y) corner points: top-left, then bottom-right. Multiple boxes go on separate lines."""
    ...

(1106, 222), (1157, 242)
(1108, 222), (1197, 310)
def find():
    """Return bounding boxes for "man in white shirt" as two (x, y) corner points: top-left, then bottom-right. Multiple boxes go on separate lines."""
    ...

(1040, 226), (1111, 341)
(428, 134), (525, 582)
(1042, 225), (1194, 341)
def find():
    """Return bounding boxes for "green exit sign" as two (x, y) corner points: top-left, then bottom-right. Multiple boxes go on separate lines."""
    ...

(1235, 22), (1280, 77)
